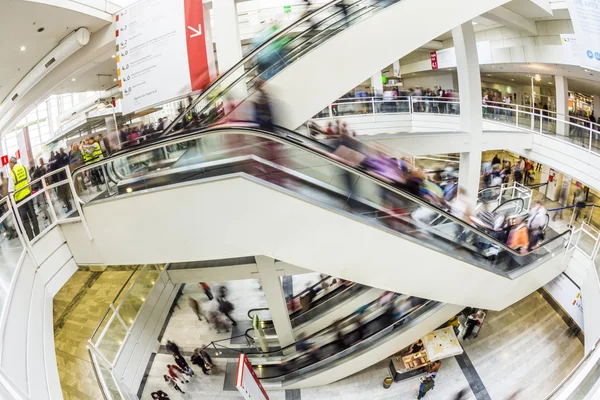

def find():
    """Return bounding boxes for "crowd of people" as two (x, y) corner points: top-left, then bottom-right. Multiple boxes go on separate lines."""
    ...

(150, 340), (218, 399)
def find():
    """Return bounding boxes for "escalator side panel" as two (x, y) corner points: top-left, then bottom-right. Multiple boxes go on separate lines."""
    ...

(265, 0), (511, 129)
(68, 175), (566, 310)
(281, 304), (464, 389)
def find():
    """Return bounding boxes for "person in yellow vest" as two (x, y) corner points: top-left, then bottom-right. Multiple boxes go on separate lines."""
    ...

(8, 157), (40, 240)
(82, 137), (105, 192)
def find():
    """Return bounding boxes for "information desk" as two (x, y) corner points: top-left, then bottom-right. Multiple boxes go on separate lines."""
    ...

(388, 349), (430, 382)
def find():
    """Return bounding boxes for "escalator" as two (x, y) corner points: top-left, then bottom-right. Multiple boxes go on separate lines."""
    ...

(142, 0), (511, 137)
(69, 124), (570, 310)
(247, 278), (381, 338)
(244, 295), (462, 388)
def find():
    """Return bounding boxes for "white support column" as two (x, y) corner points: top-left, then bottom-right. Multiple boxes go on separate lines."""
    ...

(213, 0), (246, 98)
(555, 75), (569, 136)
(593, 95), (600, 121)
(255, 256), (295, 350)
(371, 71), (384, 97)
(452, 22), (482, 201)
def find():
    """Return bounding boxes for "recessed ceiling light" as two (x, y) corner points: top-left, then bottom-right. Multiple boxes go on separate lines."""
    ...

(111, 54), (116, 58)
(486, 74), (492, 77)
(19, 46), (26, 52)
(584, 69), (590, 72)
(491, 65), (495, 68)
(113, 78), (117, 82)
(71, 78), (76, 82)
(548, 82), (553, 84)
(510, 79), (515, 81)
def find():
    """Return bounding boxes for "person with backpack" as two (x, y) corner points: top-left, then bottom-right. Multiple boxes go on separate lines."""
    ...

(416, 375), (435, 399)
(218, 297), (237, 326)
(418, 376), (435, 399)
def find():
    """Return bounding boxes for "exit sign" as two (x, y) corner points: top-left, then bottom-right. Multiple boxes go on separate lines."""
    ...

(283, 5), (291, 13)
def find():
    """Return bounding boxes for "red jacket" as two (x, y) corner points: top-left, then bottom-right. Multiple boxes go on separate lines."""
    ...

(168, 365), (183, 380)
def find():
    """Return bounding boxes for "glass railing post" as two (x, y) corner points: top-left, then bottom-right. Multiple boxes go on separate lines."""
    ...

(516, 105), (519, 127)
(328, 104), (333, 118)
(41, 177), (58, 225)
(66, 170), (93, 240)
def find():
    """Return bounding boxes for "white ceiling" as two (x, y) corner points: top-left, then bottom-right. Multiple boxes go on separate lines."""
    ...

(0, 0), (111, 102)
(55, 57), (118, 93)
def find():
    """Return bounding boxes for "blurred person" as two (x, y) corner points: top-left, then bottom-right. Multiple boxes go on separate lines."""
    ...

(217, 296), (236, 326)
(553, 182), (570, 221)
(492, 153), (501, 167)
(503, 93), (512, 122)
(527, 200), (547, 231)
(188, 296), (205, 321)
(151, 390), (171, 400)
(463, 310), (485, 340)
(54, 148), (72, 213)
(416, 375), (435, 399)
(167, 363), (189, 383)
(574, 189), (586, 221)
(482, 93), (489, 117)
(163, 374), (185, 394)
(210, 311), (230, 333)
(173, 353), (194, 377)
(191, 348), (211, 375)
(200, 282), (213, 300)
(427, 360), (441, 378)
(82, 137), (105, 191)
(296, 332), (311, 352)
(408, 339), (424, 354)
(166, 340), (182, 357)
(452, 389), (469, 400)
(507, 216), (529, 254)
(334, 320), (348, 350)
(336, 0), (351, 27)
(8, 157), (40, 240)
(493, 93), (501, 120)
(253, 80), (274, 131)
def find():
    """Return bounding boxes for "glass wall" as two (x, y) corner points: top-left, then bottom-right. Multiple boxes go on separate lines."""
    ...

(2, 92), (101, 159)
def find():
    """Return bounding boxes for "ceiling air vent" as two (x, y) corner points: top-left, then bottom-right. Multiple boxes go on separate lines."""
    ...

(11, 94), (18, 102)
(45, 57), (56, 69)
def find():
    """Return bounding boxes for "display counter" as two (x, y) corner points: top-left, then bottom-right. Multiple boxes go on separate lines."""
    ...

(388, 349), (430, 382)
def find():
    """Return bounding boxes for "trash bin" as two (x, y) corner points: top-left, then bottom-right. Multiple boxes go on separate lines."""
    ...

(383, 376), (393, 389)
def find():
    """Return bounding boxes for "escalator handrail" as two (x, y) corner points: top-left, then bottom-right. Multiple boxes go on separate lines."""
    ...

(71, 124), (571, 261)
(491, 198), (525, 215)
(161, 0), (352, 137)
(252, 294), (412, 357)
(254, 300), (439, 381)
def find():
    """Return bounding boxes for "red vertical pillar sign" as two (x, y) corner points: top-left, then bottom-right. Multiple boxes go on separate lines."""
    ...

(184, 0), (210, 91)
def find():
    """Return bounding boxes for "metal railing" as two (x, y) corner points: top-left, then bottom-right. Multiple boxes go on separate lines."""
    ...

(70, 125), (571, 279)
(87, 263), (166, 400)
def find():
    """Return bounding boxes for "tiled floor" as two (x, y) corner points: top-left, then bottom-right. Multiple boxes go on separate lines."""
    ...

(139, 283), (582, 400)
(53, 268), (142, 400)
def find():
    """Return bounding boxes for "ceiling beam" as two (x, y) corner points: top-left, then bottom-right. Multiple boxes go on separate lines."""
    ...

(483, 6), (538, 35)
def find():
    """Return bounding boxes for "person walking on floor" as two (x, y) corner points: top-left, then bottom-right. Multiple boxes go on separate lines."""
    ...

(191, 348), (213, 375)
(200, 282), (213, 300)
(8, 156), (40, 240)
(167, 364), (189, 383)
(163, 375), (184, 394)
(166, 340), (182, 357)
(217, 296), (237, 326)
(174, 353), (195, 377)
(416, 375), (435, 399)
(188, 296), (205, 321)
(151, 390), (171, 399)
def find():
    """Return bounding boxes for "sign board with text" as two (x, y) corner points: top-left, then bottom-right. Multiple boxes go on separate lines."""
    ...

(544, 273), (584, 328)
(115, 0), (215, 114)
(430, 41), (492, 70)
(236, 354), (269, 400)
(568, 0), (600, 71)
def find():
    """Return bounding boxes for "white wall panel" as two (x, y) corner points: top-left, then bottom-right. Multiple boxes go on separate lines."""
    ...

(265, 0), (510, 129)
(70, 176), (567, 310)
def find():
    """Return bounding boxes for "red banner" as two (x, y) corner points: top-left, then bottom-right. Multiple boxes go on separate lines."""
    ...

(1, 156), (8, 166)
(184, 0), (210, 91)
(430, 51), (438, 70)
